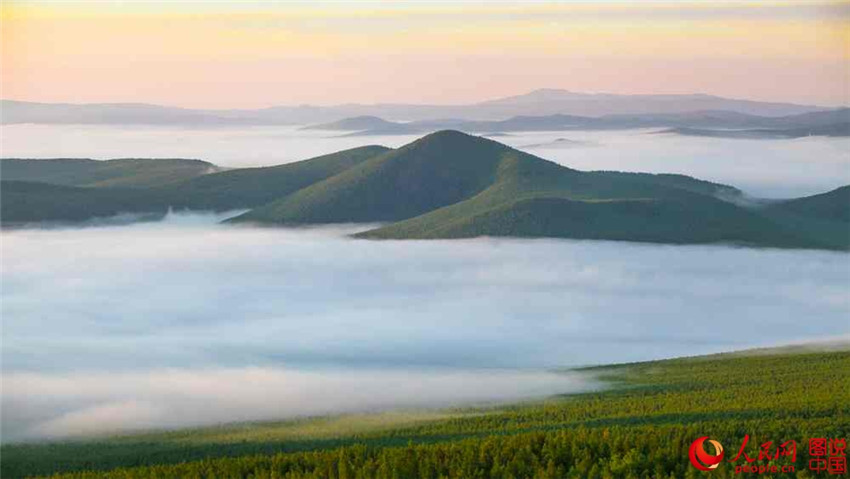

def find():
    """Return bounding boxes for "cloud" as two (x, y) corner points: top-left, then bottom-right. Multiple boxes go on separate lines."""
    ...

(28, 400), (164, 438)
(2, 367), (594, 441)
(1, 215), (848, 440)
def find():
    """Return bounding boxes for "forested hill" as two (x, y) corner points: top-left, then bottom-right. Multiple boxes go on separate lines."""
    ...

(0, 158), (215, 188)
(2, 132), (848, 250)
(0, 146), (389, 224)
(3, 346), (847, 478)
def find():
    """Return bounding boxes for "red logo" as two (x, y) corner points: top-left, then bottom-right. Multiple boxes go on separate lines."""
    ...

(690, 436), (725, 471)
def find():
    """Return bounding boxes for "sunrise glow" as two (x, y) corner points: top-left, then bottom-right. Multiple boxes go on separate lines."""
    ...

(2, 1), (848, 107)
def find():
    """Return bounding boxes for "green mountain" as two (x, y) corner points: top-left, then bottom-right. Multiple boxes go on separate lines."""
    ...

(0, 146), (390, 225)
(232, 131), (832, 249)
(1, 181), (169, 224)
(0, 158), (215, 188)
(2, 132), (847, 250)
(766, 185), (850, 222)
(158, 145), (390, 210)
(758, 186), (850, 249)
(233, 132), (741, 226)
(231, 131), (521, 224)
(364, 195), (808, 246)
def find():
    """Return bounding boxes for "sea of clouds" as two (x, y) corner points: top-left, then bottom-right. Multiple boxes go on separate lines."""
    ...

(2, 213), (848, 440)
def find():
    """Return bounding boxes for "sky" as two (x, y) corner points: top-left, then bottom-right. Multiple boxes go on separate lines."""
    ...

(1, 1), (849, 108)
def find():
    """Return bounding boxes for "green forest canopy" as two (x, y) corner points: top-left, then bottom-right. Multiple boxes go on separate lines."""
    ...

(3, 345), (847, 479)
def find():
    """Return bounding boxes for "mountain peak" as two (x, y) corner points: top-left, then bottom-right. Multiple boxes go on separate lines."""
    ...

(305, 115), (398, 131)
(407, 130), (503, 151)
(416, 129), (476, 141)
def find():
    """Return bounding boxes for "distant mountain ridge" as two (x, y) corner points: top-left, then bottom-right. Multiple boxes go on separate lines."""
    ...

(307, 108), (850, 138)
(2, 131), (847, 251)
(1, 89), (835, 125)
(660, 122), (850, 139)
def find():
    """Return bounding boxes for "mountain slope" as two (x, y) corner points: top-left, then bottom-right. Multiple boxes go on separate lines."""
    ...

(231, 130), (827, 249)
(2, 131), (843, 250)
(304, 116), (412, 132)
(0, 158), (216, 188)
(758, 186), (850, 249)
(766, 185), (850, 222)
(350, 137), (813, 248)
(159, 145), (390, 210)
(231, 131), (531, 224)
(0, 146), (390, 225)
(0, 181), (170, 224)
(361, 195), (813, 248)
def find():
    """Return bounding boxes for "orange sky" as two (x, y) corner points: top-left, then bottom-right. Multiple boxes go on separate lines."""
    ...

(1, 1), (848, 108)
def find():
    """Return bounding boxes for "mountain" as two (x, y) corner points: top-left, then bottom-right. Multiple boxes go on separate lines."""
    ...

(760, 107), (850, 129)
(232, 131), (518, 224)
(661, 121), (850, 139)
(306, 109), (850, 137)
(0, 181), (171, 224)
(2, 90), (831, 125)
(758, 186), (850, 250)
(231, 131), (842, 250)
(766, 185), (850, 223)
(303, 116), (414, 133)
(3, 132), (846, 250)
(157, 145), (390, 211)
(471, 89), (829, 118)
(364, 196), (800, 246)
(0, 146), (390, 225)
(0, 158), (216, 188)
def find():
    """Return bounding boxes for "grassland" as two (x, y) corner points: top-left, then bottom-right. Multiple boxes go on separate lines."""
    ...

(2, 347), (847, 478)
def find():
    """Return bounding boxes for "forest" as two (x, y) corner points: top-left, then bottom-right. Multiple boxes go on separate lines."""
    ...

(3, 347), (847, 478)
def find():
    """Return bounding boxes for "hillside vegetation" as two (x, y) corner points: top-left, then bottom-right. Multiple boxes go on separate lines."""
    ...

(158, 145), (390, 211)
(766, 186), (850, 223)
(2, 132), (847, 250)
(0, 181), (171, 224)
(233, 131), (524, 224)
(0, 158), (215, 188)
(757, 186), (850, 250)
(3, 348), (847, 478)
(0, 146), (389, 225)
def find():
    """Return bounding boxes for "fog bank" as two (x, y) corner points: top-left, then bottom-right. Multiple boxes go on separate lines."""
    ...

(2, 215), (848, 440)
(2, 367), (592, 441)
